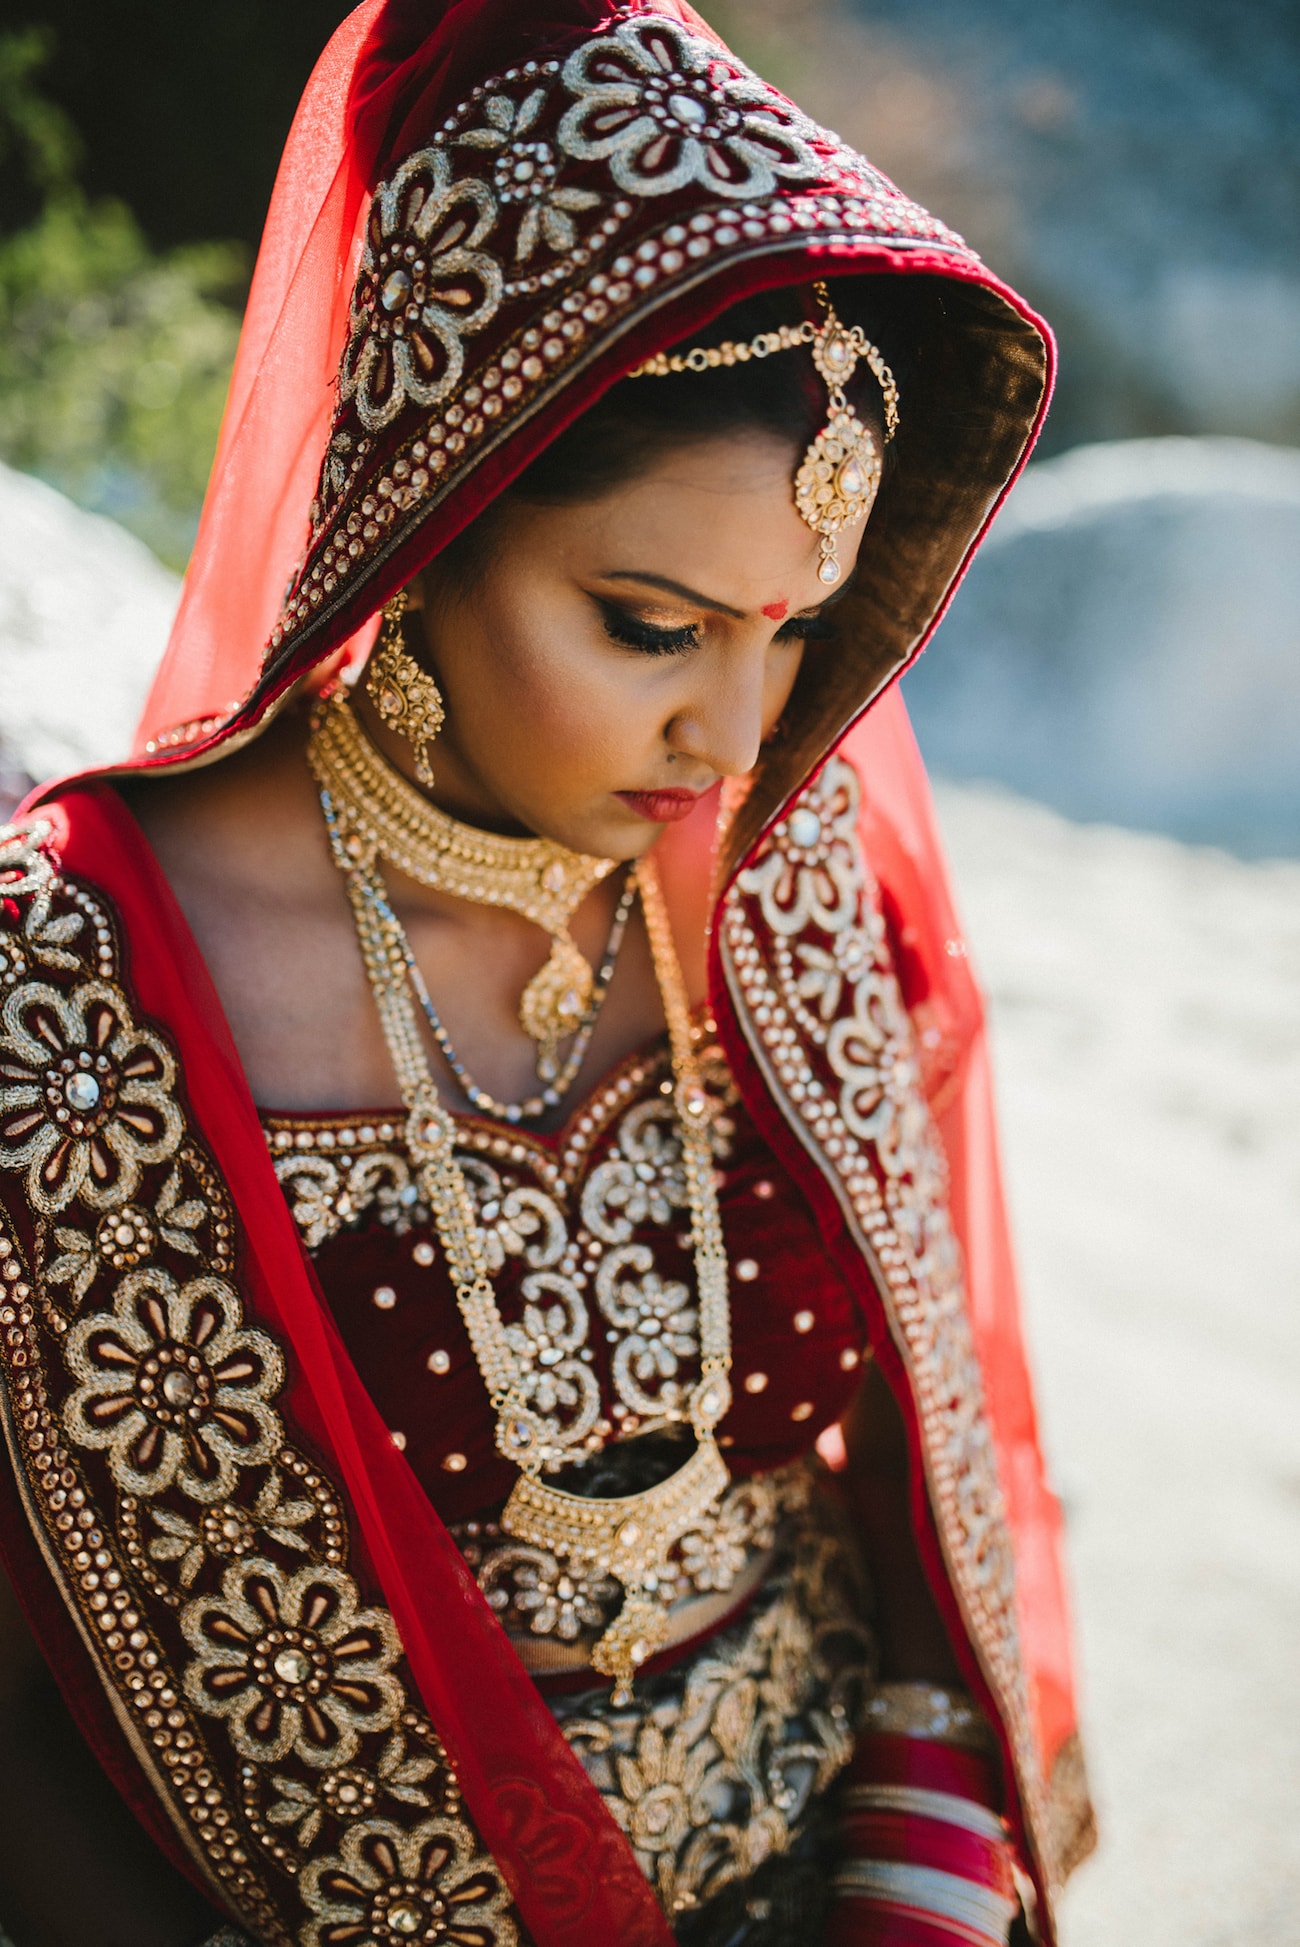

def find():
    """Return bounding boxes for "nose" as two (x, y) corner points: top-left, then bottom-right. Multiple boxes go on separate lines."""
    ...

(664, 641), (771, 780)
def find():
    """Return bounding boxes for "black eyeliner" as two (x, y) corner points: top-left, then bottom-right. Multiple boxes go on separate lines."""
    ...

(595, 598), (701, 657)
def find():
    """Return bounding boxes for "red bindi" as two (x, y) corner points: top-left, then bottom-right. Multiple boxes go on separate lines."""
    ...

(761, 598), (789, 621)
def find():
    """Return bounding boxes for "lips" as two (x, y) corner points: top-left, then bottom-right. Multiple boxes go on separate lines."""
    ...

(615, 788), (703, 824)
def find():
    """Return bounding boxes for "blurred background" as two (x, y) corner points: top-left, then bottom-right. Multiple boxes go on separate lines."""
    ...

(0, 2), (1298, 1940)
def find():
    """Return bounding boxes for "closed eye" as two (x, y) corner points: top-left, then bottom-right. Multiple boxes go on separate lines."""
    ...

(775, 610), (838, 642)
(597, 600), (701, 657)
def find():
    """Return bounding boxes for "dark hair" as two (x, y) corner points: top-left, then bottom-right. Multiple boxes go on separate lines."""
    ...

(437, 288), (893, 580)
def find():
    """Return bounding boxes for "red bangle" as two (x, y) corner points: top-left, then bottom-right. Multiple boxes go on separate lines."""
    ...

(828, 1686), (1019, 1946)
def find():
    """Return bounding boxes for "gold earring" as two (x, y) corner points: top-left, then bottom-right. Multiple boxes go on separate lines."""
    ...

(365, 590), (445, 789)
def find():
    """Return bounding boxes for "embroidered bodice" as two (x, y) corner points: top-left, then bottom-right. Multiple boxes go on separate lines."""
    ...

(262, 1022), (866, 1531)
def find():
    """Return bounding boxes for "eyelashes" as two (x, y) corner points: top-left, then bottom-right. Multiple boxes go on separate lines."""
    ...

(597, 600), (837, 658)
(598, 602), (700, 656)
(778, 611), (837, 643)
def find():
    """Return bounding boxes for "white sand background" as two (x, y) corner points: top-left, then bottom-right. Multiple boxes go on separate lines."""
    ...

(2, 460), (1298, 1940)
(936, 783), (1300, 1946)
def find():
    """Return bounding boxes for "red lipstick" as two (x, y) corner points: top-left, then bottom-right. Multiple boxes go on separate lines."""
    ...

(615, 788), (702, 824)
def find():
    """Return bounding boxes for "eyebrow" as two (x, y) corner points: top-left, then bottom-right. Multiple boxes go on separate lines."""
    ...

(602, 571), (746, 618)
(601, 569), (851, 621)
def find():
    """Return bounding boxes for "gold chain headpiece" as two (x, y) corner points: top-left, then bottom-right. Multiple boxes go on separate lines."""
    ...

(629, 282), (898, 585)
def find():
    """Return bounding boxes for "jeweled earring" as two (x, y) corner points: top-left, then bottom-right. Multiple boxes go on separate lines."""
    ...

(365, 590), (445, 789)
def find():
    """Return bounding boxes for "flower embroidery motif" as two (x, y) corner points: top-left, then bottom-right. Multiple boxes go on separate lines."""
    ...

(559, 1503), (869, 1915)
(559, 15), (821, 200)
(501, 1270), (601, 1444)
(458, 87), (601, 262)
(274, 1150), (425, 1251)
(677, 1476), (785, 1595)
(0, 977), (183, 1215)
(461, 1162), (565, 1273)
(0, 821), (89, 991)
(182, 1559), (403, 1769)
(268, 1729), (448, 1849)
(580, 1099), (689, 1244)
(148, 1468), (315, 1590)
(63, 1267), (284, 1502)
(826, 974), (918, 1149)
(791, 914), (881, 1028)
(596, 1244), (698, 1417)
(47, 1158), (208, 1306)
(300, 1817), (516, 1947)
(342, 146), (504, 433)
(476, 1541), (618, 1644)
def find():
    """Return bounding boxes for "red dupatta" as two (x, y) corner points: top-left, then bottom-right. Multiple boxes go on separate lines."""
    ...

(0, 2), (1093, 1941)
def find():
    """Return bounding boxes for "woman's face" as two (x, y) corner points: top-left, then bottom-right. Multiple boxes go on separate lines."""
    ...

(380, 429), (870, 860)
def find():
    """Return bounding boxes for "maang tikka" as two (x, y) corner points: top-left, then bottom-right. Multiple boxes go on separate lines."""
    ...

(365, 589), (445, 788)
(629, 281), (899, 585)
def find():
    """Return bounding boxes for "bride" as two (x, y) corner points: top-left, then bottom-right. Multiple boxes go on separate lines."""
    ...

(0, 5), (1092, 1943)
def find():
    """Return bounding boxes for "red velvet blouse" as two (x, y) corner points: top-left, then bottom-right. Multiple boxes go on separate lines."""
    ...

(263, 1022), (867, 1526)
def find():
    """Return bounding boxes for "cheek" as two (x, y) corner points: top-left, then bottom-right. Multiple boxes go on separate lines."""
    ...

(452, 597), (662, 788)
(765, 643), (806, 724)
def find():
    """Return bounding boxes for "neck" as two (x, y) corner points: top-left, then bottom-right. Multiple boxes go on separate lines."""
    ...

(351, 685), (537, 841)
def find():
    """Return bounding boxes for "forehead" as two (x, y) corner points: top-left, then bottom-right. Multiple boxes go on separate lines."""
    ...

(525, 430), (869, 606)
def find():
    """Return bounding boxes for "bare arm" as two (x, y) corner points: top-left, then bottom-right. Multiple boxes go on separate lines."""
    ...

(0, 1557), (226, 1947)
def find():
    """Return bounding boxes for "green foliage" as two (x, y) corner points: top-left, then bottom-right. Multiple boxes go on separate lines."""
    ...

(0, 30), (243, 567)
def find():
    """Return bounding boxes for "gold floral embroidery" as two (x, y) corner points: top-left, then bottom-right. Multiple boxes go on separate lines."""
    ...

(341, 146), (504, 435)
(265, 1037), (736, 1451)
(0, 974), (183, 1215)
(63, 1266), (284, 1502)
(147, 1469), (316, 1589)
(0, 820), (518, 1943)
(456, 86), (603, 263)
(721, 756), (1057, 1893)
(556, 1482), (875, 1919)
(558, 15), (821, 200)
(269, 17), (963, 669)
(299, 1815), (515, 1947)
(182, 1559), (403, 1769)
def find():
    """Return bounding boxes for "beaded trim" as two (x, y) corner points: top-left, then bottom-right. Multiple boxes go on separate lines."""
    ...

(0, 820), (519, 1945)
(717, 755), (1061, 1905)
(250, 13), (967, 697)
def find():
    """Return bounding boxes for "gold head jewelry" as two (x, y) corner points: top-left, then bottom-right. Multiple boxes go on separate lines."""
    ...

(629, 281), (899, 586)
(308, 690), (616, 1076)
(365, 590), (445, 788)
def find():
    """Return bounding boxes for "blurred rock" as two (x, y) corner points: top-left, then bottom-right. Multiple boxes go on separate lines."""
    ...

(904, 437), (1300, 856)
(0, 458), (179, 814)
(851, 0), (1300, 451)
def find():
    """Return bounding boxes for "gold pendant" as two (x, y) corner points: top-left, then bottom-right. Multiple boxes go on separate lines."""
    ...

(517, 934), (595, 1074)
(500, 1434), (730, 1703)
(794, 404), (881, 585)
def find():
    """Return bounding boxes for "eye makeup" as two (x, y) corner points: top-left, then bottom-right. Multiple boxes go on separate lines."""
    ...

(595, 596), (839, 658)
(597, 600), (701, 656)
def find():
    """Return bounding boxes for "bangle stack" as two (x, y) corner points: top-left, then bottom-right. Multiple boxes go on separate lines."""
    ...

(828, 1683), (1019, 1946)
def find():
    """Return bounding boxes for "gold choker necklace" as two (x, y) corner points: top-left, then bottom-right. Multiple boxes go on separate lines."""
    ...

(308, 690), (617, 1076)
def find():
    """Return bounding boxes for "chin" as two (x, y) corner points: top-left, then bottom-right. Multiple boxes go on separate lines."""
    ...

(581, 825), (657, 864)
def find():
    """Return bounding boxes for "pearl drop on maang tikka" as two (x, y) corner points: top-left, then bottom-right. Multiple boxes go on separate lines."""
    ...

(629, 281), (899, 585)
